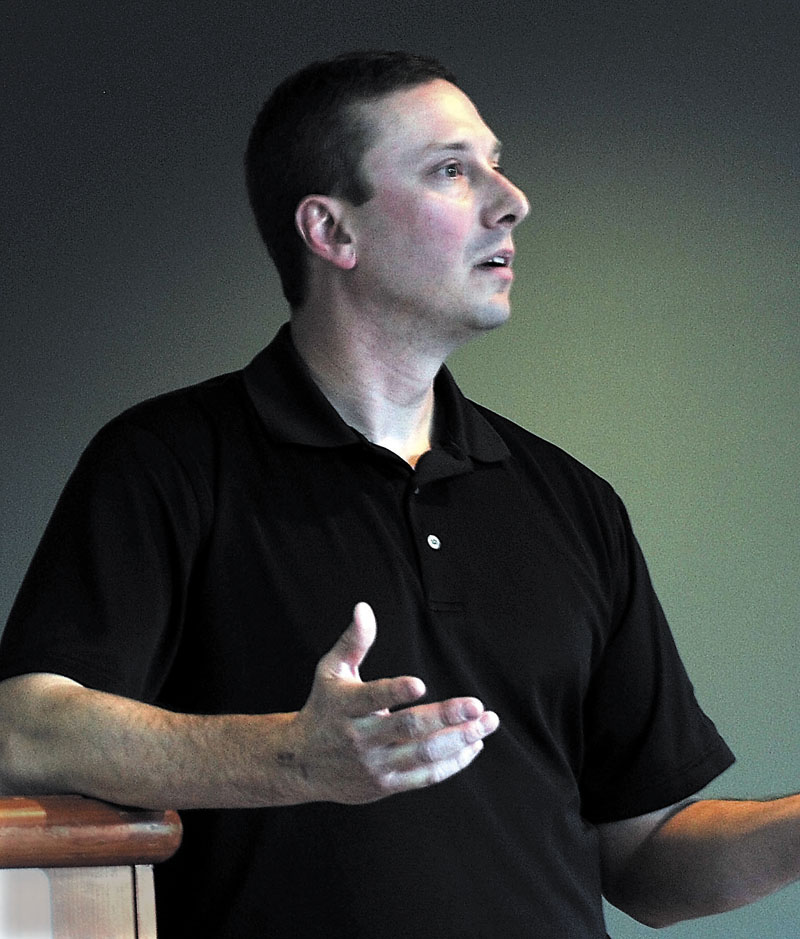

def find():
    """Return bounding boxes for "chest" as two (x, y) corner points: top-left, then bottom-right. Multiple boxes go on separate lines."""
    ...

(179, 444), (616, 753)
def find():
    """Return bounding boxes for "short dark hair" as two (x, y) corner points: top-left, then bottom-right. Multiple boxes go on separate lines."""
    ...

(245, 51), (458, 309)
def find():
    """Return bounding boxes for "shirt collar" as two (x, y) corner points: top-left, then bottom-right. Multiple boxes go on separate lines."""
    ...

(243, 322), (509, 466)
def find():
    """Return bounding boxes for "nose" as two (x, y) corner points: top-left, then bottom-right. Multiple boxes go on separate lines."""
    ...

(484, 172), (530, 229)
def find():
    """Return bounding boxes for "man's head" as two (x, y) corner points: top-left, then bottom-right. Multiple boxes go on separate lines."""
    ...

(245, 51), (457, 309)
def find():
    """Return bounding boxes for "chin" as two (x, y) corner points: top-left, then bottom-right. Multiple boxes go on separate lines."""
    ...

(434, 300), (512, 349)
(471, 301), (512, 332)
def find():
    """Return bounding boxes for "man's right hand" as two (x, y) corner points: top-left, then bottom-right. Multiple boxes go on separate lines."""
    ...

(287, 602), (500, 804)
(0, 603), (498, 810)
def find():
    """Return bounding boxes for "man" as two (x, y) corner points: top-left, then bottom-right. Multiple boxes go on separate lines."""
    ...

(0, 51), (797, 938)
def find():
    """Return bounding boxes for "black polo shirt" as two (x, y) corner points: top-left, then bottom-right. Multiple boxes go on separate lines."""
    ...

(1, 323), (734, 937)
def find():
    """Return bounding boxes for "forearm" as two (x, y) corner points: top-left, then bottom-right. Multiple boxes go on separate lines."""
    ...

(0, 675), (310, 810)
(0, 616), (498, 812)
(609, 796), (800, 928)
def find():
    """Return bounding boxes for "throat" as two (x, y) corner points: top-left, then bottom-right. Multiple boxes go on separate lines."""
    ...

(370, 428), (431, 468)
(404, 448), (427, 469)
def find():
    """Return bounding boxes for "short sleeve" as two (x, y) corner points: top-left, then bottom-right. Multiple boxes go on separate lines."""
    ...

(0, 418), (207, 701)
(579, 496), (734, 823)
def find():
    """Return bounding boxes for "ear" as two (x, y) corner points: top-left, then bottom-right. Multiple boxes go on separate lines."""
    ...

(294, 195), (357, 271)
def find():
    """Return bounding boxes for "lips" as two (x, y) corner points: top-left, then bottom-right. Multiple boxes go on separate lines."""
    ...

(475, 248), (514, 269)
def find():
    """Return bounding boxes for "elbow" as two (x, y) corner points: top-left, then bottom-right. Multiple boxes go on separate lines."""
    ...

(0, 706), (65, 798)
(0, 735), (32, 795)
(622, 906), (693, 930)
(605, 888), (706, 930)
(604, 883), (684, 930)
(0, 726), (49, 796)
(605, 867), (773, 929)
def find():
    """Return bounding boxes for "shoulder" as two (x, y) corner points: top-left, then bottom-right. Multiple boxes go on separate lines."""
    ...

(113, 368), (249, 451)
(70, 368), (255, 515)
(470, 400), (618, 503)
(89, 367), (251, 460)
(465, 398), (634, 572)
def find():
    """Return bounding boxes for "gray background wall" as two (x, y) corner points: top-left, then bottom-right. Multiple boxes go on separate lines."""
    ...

(2, 2), (798, 935)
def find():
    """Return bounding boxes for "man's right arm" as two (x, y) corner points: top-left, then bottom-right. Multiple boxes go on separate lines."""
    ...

(0, 603), (499, 810)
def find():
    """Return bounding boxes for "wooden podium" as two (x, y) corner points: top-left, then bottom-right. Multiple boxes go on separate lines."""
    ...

(0, 796), (181, 939)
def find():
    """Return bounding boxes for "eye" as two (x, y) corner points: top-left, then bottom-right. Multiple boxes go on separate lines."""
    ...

(438, 161), (464, 179)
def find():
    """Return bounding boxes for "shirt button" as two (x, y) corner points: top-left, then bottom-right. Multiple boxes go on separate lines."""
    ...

(427, 534), (441, 550)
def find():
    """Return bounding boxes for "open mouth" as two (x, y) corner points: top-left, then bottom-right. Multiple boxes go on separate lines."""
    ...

(475, 253), (514, 278)
(475, 250), (513, 270)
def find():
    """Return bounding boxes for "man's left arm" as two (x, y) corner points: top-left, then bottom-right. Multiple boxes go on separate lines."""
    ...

(599, 794), (800, 928)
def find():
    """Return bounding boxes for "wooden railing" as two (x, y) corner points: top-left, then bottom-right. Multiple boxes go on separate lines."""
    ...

(0, 796), (182, 938)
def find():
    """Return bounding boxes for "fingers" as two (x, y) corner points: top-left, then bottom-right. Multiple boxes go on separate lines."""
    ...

(319, 602), (377, 681)
(351, 695), (490, 741)
(379, 738), (487, 793)
(315, 603), (426, 715)
(344, 675), (427, 716)
(361, 708), (499, 796)
(380, 696), (495, 741)
(346, 698), (499, 798)
(360, 702), (500, 770)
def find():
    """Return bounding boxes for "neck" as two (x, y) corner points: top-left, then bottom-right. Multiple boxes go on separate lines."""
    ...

(290, 311), (444, 466)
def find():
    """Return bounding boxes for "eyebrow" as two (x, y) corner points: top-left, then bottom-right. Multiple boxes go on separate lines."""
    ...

(423, 139), (503, 159)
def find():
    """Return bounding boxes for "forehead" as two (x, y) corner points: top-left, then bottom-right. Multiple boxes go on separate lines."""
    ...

(358, 79), (500, 164)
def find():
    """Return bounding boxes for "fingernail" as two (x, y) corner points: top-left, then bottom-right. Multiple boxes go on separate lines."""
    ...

(460, 700), (481, 720)
(481, 711), (499, 733)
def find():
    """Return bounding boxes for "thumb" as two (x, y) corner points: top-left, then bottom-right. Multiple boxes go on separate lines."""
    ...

(321, 602), (377, 681)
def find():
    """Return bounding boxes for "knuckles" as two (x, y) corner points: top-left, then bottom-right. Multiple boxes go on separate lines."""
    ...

(393, 708), (423, 740)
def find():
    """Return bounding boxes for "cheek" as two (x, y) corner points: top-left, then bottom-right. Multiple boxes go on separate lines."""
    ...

(375, 194), (472, 261)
